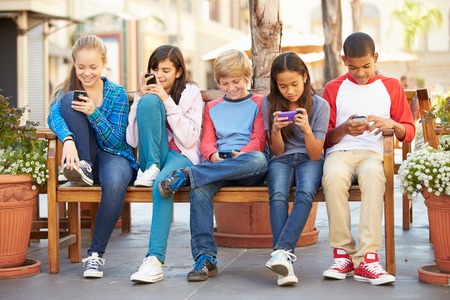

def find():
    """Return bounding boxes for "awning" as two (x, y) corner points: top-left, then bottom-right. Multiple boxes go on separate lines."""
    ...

(202, 31), (324, 61)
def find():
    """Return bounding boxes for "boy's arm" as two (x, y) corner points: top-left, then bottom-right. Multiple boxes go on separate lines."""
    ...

(241, 98), (267, 152)
(200, 105), (219, 161)
(389, 84), (415, 143)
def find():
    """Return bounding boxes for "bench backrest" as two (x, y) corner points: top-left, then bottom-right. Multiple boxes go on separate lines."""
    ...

(417, 88), (440, 149)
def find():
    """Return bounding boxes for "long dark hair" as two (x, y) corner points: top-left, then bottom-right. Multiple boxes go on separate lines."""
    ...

(147, 45), (193, 104)
(268, 52), (315, 141)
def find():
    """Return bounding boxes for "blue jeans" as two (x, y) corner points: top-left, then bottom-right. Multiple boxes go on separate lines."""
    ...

(136, 94), (169, 170)
(266, 153), (323, 253)
(188, 151), (268, 260)
(60, 92), (134, 257)
(135, 94), (195, 263)
(147, 150), (193, 263)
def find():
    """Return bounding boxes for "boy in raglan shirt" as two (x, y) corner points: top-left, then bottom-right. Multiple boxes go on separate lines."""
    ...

(158, 49), (268, 282)
(321, 32), (415, 285)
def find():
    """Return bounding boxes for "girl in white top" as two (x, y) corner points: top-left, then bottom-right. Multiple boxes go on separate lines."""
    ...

(126, 45), (204, 283)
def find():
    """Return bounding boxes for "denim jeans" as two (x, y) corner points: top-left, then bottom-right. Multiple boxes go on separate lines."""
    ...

(266, 153), (323, 253)
(188, 151), (268, 260)
(147, 150), (193, 263)
(136, 94), (169, 170)
(60, 92), (134, 256)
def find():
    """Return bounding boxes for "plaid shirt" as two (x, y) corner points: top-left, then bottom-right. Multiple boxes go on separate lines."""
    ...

(48, 77), (138, 170)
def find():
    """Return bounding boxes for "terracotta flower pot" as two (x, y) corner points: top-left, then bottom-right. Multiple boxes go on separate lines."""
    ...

(214, 202), (319, 248)
(422, 191), (450, 274)
(0, 175), (38, 268)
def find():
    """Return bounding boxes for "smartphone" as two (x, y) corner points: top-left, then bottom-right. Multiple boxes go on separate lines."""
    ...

(218, 150), (233, 159)
(73, 90), (87, 102)
(278, 110), (298, 121)
(352, 115), (366, 124)
(145, 73), (157, 85)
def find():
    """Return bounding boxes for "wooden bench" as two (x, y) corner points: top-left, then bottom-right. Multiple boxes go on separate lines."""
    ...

(417, 88), (440, 149)
(41, 88), (398, 275)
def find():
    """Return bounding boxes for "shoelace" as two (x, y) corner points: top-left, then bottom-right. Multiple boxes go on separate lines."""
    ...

(82, 256), (105, 269)
(193, 255), (217, 271)
(362, 261), (387, 275)
(79, 160), (92, 173)
(169, 172), (186, 190)
(272, 249), (297, 262)
(140, 257), (159, 271)
(329, 257), (352, 270)
(146, 167), (160, 178)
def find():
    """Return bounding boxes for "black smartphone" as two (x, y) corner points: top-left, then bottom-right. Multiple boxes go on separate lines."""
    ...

(73, 90), (87, 102)
(145, 73), (157, 85)
(218, 151), (233, 159)
(352, 115), (366, 124)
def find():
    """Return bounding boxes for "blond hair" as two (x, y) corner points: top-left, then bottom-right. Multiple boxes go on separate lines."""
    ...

(51, 35), (107, 99)
(213, 49), (252, 84)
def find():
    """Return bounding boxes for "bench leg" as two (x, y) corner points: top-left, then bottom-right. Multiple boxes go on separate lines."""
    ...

(68, 202), (81, 263)
(121, 202), (131, 233)
(402, 194), (412, 230)
(384, 192), (396, 275)
(47, 196), (60, 274)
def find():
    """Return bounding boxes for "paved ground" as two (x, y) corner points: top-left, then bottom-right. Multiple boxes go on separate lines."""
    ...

(1, 176), (449, 300)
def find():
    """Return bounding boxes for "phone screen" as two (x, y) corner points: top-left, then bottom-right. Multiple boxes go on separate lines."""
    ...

(218, 151), (233, 159)
(73, 90), (87, 102)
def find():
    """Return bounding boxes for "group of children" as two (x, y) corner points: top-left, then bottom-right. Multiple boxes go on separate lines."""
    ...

(47, 32), (415, 287)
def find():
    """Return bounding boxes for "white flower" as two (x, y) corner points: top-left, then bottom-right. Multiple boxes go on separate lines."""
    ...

(399, 143), (450, 200)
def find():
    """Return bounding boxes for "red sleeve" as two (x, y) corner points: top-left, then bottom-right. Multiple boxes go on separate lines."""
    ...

(241, 94), (267, 153)
(322, 78), (342, 149)
(384, 78), (416, 143)
(200, 100), (219, 161)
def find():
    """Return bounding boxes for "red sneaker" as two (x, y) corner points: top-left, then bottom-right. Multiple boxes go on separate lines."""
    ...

(354, 252), (396, 285)
(323, 248), (354, 280)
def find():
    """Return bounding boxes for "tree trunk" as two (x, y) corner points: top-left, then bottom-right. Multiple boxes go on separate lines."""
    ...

(322, 0), (343, 85)
(249, 0), (282, 89)
(350, 0), (363, 33)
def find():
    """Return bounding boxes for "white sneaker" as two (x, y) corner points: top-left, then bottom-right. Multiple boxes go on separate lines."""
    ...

(265, 249), (297, 276)
(130, 256), (164, 283)
(277, 263), (298, 286)
(134, 164), (160, 187)
(82, 252), (105, 278)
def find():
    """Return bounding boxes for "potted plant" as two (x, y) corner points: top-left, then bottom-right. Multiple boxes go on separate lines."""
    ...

(422, 91), (450, 134)
(398, 139), (450, 279)
(0, 93), (48, 272)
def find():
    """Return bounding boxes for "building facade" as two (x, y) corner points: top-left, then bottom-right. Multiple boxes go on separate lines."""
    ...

(1, 0), (449, 124)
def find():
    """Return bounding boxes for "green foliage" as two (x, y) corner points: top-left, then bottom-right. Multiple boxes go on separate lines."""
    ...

(391, 0), (442, 52)
(421, 90), (450, 130)
(0, 93), (48, 185)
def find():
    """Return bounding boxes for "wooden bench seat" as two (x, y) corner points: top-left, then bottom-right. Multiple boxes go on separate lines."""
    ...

(41, 88), (398, 275)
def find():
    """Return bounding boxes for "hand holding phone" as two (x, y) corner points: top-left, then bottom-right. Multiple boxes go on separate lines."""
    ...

(145, 73), (157, 85)
(278, 110), (298, 122)
(73, 90), (87, 102)
(218, 150), (234, 159)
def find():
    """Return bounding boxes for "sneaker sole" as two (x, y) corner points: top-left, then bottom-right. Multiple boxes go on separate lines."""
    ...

(265, 263), (289, 276)
(130, 273), (164, 283)
(354, 275), (395, 285)
(158, 181), (174, 199)
(323, 270), (354, 280)
(134, 179), (154, 187)
(64, 168), (93, 186)
(277, 275), (298, 286)
(83, 270), (103, 278)
(187, 269), (218, 282)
